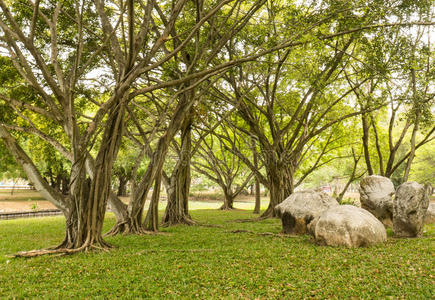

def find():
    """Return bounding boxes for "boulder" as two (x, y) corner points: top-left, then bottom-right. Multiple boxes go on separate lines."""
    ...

(359, 175), (395, 226)
(308, 205), (387, 248)
(275, 190), (338, 234)
(393, 182), (430, 237)
(424, 203), (435, 224)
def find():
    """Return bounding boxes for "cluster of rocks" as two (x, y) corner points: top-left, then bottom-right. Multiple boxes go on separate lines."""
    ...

(275, 175), (432, 248)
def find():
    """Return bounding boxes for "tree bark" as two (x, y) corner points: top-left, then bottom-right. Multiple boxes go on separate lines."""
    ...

(107, 89), (197, 235)
(261, 164), (293, 218)
(162, 113), (195, 226)
(117, 175), (128, 196)
(252, 138), (261, 214)
(254, 178), (261, 214)
(336, 149), (362, 203)
(62, 101), (125, 251)
(403, 112), (420, 182)
(403, 69), (421, 182)
(220, 187), (235, 210)
(144, 173), (162, 232)
(362, 113), (374, 175)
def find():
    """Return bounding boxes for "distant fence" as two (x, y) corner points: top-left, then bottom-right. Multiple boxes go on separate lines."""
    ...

(0, 209), (62, 220)
(0, 185), (35, 190)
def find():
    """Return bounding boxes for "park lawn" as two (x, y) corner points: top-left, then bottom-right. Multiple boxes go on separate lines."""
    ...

(0, 210), (434, 299)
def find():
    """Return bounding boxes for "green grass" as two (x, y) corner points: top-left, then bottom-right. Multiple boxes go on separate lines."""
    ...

(0, 210), (434, 299)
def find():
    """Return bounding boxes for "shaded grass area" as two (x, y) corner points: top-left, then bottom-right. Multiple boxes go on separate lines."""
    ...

(0, 210), (434, 299)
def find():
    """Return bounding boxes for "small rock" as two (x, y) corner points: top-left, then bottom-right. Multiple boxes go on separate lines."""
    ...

(309, 205), (387, 247)
(424, 203), (435, 224)
(393, 182), (430, 237)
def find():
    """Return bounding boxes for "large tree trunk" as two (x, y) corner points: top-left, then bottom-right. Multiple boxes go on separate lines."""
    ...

(261, 165), (293, 218)
(61, 102), (125, 251)
(107, 92), (196, 235)
(58, 172), (110, 250)
(0, 99), (125, 254)
(162, 114), (195, 226)
(220, 187), (235, 210)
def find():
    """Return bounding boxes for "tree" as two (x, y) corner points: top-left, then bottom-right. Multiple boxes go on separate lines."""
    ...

(193, 119), (254, 210)
(348, 18), (435, 182)
(208, 0), (435, 217)
(105, 0), (269, 234)
(0, 0), (222, 254)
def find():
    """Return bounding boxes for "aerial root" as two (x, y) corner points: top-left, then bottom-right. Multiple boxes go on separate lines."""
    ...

(193, 222), (224, 228)
(231, 216), (269, 223)
(10, 240), (112, 258)
(219, 206), (235, 211)
(161, 217), (197, 227)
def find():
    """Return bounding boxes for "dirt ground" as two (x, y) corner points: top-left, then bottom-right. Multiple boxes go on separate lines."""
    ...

(0, 200), (57, 212)
(0, 190), (54, 212)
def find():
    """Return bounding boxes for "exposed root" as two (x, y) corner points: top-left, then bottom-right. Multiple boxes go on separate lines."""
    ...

(104, 220), (148, 236)
(104, 221), (129, 236)
(10, 239), (112, 258)
(161, 216), (197, 227)
(219, 206), (235, 211)
(227, 229), (294, 238)
(231, 216), (269, 223)
(136, 248), (215, 255)
(11, 246), (89, 258)
(193, 222), (224, 228)
(141, 230), (169, 235)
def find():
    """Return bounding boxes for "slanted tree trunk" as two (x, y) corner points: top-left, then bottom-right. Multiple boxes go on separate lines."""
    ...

(403, 69), (421, 182)
(402, 116), (419, 182)
(336, 149), (363, 203)
(362, 113), (374, 175)
(117, 175), (128, 196)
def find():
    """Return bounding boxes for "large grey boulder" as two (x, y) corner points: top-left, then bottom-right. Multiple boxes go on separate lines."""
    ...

(359, 175), (395, 226)
(393, 182), (430, 237)
(275, 190), (338, 234)
(308, 205), (387, 248)
(424, 203), (435, 224)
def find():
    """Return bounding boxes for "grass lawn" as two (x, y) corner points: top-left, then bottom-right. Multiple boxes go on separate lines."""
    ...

(0, 209), (434, 299)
